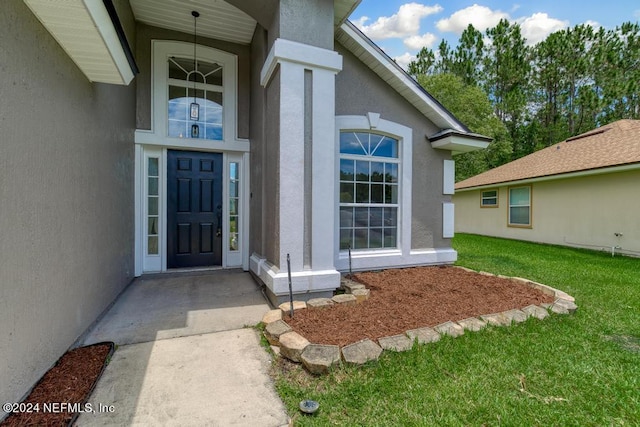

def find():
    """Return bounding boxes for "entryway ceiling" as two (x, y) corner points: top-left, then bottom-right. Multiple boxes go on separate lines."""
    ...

(129, 0), (258, 45)
(129, 0), (361, 45)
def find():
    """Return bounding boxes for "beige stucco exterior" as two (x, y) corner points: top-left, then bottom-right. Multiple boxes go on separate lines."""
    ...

(454, 168), (640, 256)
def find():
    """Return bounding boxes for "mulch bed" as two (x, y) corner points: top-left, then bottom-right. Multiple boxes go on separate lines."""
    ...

(1, 343), (113, 427)
(285, 266), (554, 347)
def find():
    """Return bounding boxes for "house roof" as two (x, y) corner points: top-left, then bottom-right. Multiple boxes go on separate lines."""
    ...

(456, 119), (640, 190)
(336, 21), (490, 152)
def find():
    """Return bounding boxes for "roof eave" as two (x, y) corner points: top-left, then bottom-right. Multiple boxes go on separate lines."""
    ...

(336, 21), (469, 132)
(455, 162), (640, 192)
(334, 0), (361, 27)
(23, 0), (137, 85)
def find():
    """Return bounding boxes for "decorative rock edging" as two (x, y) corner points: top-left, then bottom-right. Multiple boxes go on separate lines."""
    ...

(262, 267), (577, 374)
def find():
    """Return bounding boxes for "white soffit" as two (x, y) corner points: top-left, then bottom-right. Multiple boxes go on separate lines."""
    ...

(23, 0), (134, 85)
(334, 0), (361, 26)
(130, 0), (257, 45)
(430, 135), (490, 153)
(336, 21), (467, 132)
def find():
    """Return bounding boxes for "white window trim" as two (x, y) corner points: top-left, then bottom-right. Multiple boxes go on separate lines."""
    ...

(335, 115), (417, 271)
(135, 40), (249, 152)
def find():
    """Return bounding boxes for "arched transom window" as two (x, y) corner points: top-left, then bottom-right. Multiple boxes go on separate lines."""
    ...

(339, 131), (400, 250)
(168, 56), (223, 140)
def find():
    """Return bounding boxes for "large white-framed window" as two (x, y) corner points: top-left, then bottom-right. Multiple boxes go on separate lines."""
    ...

(339, 132), (399, 250)
(508, 186), (532, 227)
(335, 114), (422, 271)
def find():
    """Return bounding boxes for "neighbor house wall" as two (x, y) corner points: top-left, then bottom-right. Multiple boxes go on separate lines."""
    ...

(454, 169), (640, 255)
(0, 0), (136, 416)
(335, 42), (453, 250)
(134, 23), (251, 140)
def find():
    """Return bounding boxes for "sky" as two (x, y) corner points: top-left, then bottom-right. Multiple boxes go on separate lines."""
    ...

(350, 1), (640, 69)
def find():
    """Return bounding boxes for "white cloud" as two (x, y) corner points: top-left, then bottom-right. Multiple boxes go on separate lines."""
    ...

(517, 13), (569, 45)
(436, 4), (509, 34)
(393, 52), (416, 70)
(403, 32), (438, 50)
(355, 2), (443, 40)
(634, 9), (640, 19)
(584, 20), (601, 30)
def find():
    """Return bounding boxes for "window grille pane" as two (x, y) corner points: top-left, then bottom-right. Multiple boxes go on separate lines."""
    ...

(356, 183), (369, 203)
(371, 184), (383, 203)
(340, 183), (354, 203)
(510, 206), (530, 225)
(340, 159), (355, 181)
(384, 228), (397, 248)
(385, 163), (398, 183)
(148, 236), (158, 255)
(148, 158), (158, 176)
(373, 136), (398, 158)
(354, 208), (369, 227)
(369, 228), (383, 248)
(355, 161), (369, 181)
(510, 187), (529, 206)
(340, 229), (352, 250)
(340, 207), (354, 227)
(371, 162), (384, 182)
(354, 229), (368, 249)
(369, 207), (383, 227)
(340, 132), (366, 155)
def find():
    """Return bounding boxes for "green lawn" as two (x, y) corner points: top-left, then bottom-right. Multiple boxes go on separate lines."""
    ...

(272, 234), (640, 426)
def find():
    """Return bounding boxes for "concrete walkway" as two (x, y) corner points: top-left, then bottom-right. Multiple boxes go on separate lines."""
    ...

(76, 270), (289, 426)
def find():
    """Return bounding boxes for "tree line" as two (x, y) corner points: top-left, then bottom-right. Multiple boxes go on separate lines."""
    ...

(407, 19), (640, 181)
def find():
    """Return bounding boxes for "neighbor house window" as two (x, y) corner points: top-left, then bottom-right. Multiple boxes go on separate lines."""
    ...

(481, 190), (498, 207)
(339, 132), (399, 250)
(508, 186), (531, 227)
(167, 57), (223, 140)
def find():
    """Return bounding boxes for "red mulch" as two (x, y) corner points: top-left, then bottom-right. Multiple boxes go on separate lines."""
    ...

(285, 266), (554, 347)
(1, 343), (112, 427)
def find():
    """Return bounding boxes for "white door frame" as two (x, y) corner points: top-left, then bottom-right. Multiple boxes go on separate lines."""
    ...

(134, 144), (249, 275)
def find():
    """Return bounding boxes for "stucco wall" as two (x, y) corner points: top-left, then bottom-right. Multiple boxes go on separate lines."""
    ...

(0, 1), (136, 415)
(248, 24), (280, 266)
(335, 43), (452, 250)
(274, 0), (334, 49)
(135, 23), (251, 140)
(454, 170), (640, 255)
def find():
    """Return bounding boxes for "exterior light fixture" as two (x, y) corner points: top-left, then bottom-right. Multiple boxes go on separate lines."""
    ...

(190, 10), (200, 138)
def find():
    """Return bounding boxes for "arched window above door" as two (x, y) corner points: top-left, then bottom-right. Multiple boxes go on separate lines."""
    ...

(149, 41), (237, 144)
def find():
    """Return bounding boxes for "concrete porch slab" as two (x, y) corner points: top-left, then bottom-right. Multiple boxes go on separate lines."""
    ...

(82, 270), (271, 346)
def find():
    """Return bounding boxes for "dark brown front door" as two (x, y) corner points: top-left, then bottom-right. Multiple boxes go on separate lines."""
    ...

(167, 150), (223, 268)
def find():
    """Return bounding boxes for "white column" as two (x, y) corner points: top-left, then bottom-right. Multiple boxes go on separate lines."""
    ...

(311, 68), (337, 270)
(255, 38), (343, 297)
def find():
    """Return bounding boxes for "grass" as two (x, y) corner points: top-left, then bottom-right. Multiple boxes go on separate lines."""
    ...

(271, 233), (640, 426)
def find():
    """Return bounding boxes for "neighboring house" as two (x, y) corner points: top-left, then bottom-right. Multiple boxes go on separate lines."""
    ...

(1, 0), (488, 412)
(454, 119), (640, 256)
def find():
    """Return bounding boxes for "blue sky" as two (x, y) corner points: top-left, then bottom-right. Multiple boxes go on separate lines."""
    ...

(350, 1), (640, 68)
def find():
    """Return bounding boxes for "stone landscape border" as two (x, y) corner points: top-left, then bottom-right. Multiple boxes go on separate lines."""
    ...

(262, 266), (578, 375)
